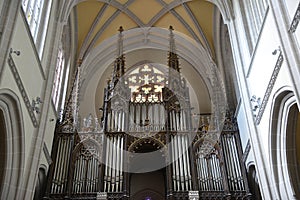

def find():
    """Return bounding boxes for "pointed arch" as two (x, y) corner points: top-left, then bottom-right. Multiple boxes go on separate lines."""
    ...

(69, 138), (102, 193)
(0, 89), (25, 199)
(72, 137), (102, 156)
(80, 27), (227, 149)
(128, 137), (166, 153)
(270, 88), (300, 199)
(205, 0), (234, 23)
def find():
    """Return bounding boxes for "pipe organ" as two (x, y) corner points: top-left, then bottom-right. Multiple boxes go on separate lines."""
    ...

(45, 27), (251, 199)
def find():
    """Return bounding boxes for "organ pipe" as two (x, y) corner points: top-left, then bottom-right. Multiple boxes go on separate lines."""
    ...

(173, 135), (180, 190)
(184, 135), (192, 189)
(47, 64), (250, 200)
(171, 138), (177, 191)
(120, 136), (124, 191)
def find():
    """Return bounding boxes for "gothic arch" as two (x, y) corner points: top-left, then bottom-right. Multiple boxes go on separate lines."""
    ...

(270, 88), (300, 199)
(193, 137), (221, 152)
(49, 0), (228, 158)
(247, 164), (262, 200)
(33, 164), (48, 200)
(59, 0), (233, 25)
(131, 188), (165, 200)
(128, 139), (167, 198)
(0, 89), (25, 199)
(69, 138), (102, 193)
(72, 138), (102, 155)
(128, 137), (167, 173)
(205, 0), (234, 23)
(80, 27), (227, 157)
(128, 137), (166, 154)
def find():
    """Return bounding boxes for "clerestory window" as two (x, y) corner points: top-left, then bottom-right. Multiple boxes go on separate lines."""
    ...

(52, 46), (70, 112)
(240, 0), (269, 54)
(21, 0), (52, 58)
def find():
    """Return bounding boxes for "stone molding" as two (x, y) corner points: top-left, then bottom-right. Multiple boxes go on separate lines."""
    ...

(7, 54), (38, 127)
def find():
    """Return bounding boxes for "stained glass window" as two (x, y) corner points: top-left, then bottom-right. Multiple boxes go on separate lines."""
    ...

(52, 47), (69, 112)
(128, 64), (166, 103)
(21, 0), (52, 57)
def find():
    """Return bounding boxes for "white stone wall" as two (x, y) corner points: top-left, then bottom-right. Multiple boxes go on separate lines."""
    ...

(0, 1), (61, 199)
(228, 0), (300, 199)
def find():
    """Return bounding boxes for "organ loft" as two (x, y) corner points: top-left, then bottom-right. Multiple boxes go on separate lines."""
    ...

(45, 26), (251, 200)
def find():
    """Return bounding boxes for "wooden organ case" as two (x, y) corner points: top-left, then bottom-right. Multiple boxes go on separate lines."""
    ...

(44, 27), (251, 200)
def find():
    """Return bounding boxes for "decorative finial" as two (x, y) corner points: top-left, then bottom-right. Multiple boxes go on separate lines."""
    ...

(168, 25), (180, 73)
(118, 26), (124, 33)
(111, 26), (126, 87)
(117, 26), (124, 57)
(169, 25), (175, 53)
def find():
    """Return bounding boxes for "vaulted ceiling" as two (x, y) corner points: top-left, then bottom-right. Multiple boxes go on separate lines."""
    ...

(72, 0), (225, 117)
(76, 0), (216, 60)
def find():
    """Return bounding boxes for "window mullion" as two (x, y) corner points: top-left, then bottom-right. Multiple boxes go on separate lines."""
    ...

(255, 0), (264, 23)
(60, 64), (70, 112)
(22, 0), (29, 12)
(57, 58), (68, 111)
(27, 0), (35, 27)
(31, 0), (41, 42)
(249, 0), (259, 41)
(243, 2), (256, 49)
(33, 0), (44, 41)
(36, 0), (52, 57)
(56, 58), (65, 109)
(238, 0), (253, 53)
(52, 48), (67, 110)
(262, 0), (268, 11)
(24, 0), (32, 19)
(32, 3), (39, 41)
(251, 0), (261, 35)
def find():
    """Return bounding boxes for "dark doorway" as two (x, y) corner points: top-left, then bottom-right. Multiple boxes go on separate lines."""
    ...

(247, 165), (262, 200)
(129, 140), (167, 199)
(130, 169), (165, 200)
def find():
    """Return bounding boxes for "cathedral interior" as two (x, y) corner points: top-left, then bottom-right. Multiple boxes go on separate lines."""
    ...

(0, 0), (300, 200)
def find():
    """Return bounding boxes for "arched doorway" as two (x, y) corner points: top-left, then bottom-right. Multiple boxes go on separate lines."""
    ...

(130, 170), (165, 200)
(0, 109), (6, 187)
(0, 90), (25, 199)
(286, 103), (300, 198)
(129, 140), (166, 199)
(33, 166), (47, 200)
(271, 90), (300, 199)
(247, 165), (262, 200)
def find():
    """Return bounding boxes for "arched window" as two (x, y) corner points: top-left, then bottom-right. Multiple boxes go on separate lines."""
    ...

(239, 0), (269, 53)
(52, 46), (69, 111)
(128, 64), (165, 103)
(21, 0), (52, 57)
